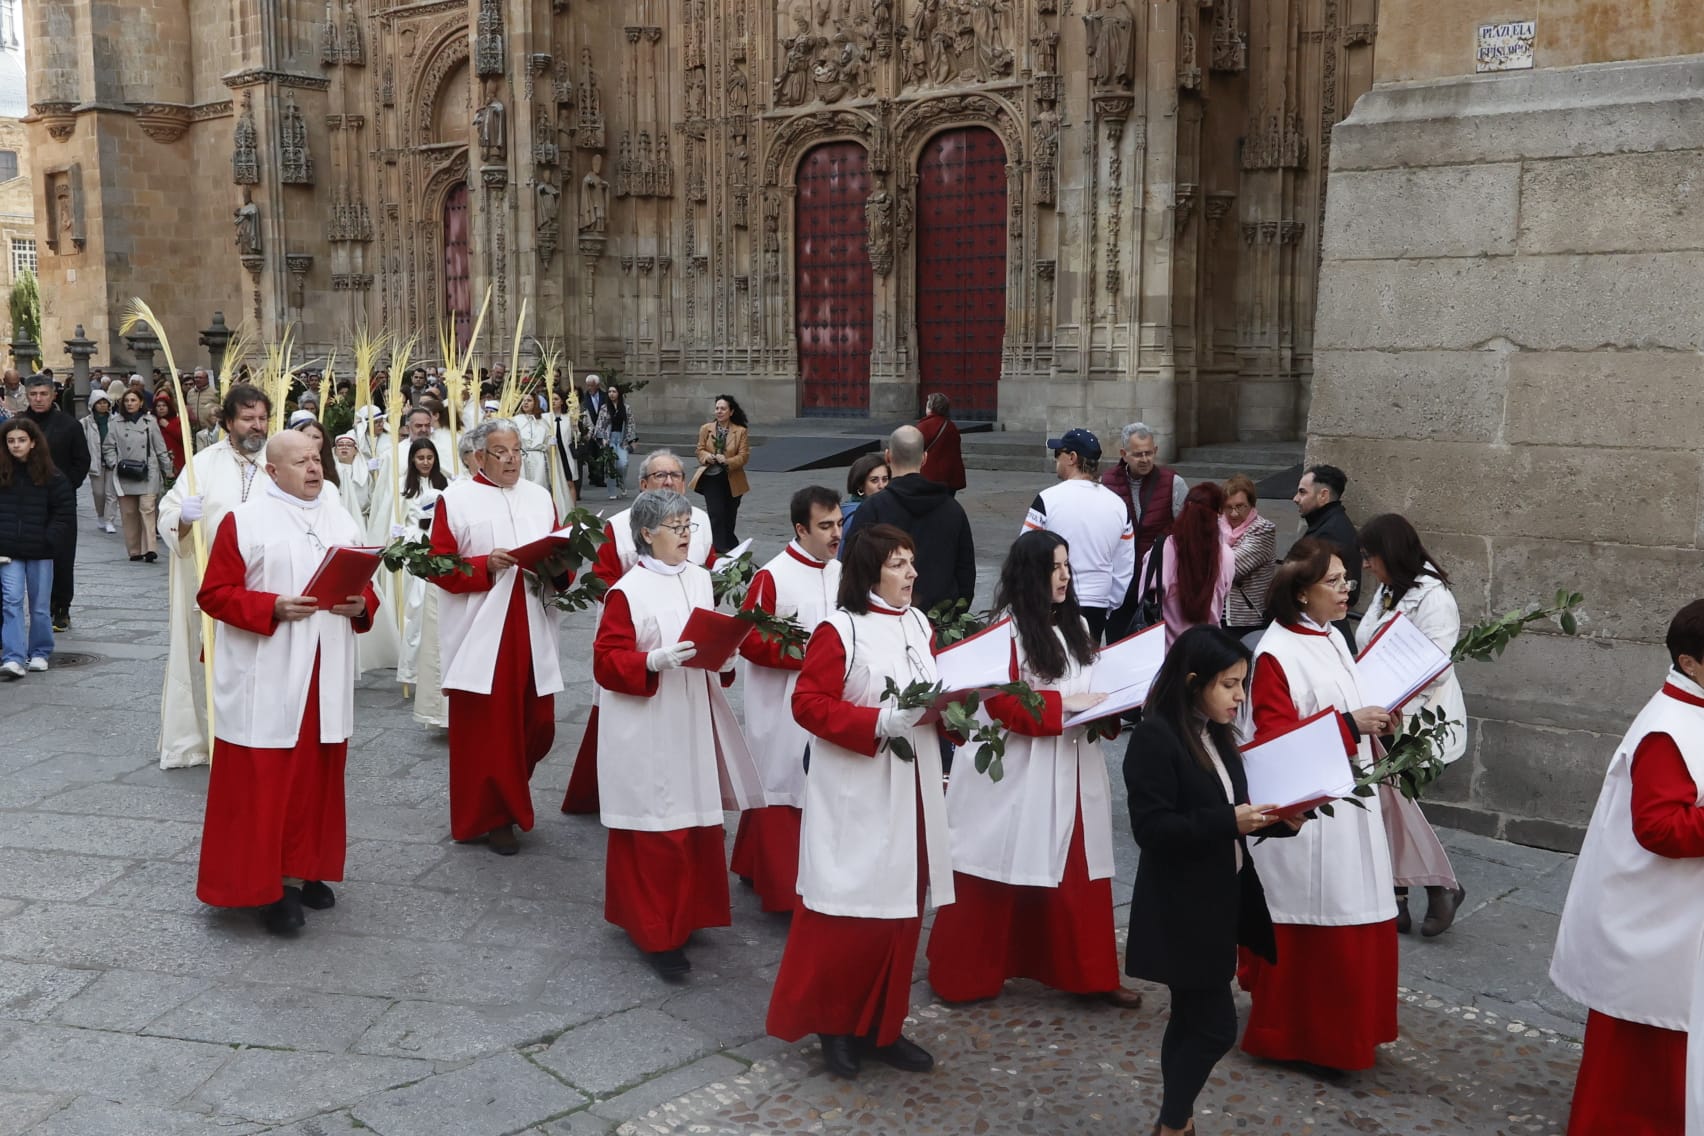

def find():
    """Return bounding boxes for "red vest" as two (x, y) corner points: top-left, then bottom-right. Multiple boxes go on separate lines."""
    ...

(1102, 464), (1176, 560)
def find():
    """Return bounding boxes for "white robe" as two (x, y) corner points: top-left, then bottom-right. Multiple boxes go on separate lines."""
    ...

(397, 482), (444, 687)
(1248, 621), (1397, 926)
(213, 492), (365, 747)
(412, 587), (447, 728)
(357, 437), (415, 674)
(944, 622), (1116, 887)
(334, 458), (373, 520)
(797, 607), (955, 918)
(435, 476), (564, 696)
(740, 545), (841, 808)
(515, 413), (552, 491)
(156, 441), (276, 769)
(1550, 672), (1704, 1031)
(596, 562), (764, 830)
(546, 414), (579, 520)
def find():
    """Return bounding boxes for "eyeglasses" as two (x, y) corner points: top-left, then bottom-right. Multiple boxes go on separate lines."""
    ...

(644, 471), (686, 484)
(1322, 574), (1358, 594)
(659, 521), (699, 536)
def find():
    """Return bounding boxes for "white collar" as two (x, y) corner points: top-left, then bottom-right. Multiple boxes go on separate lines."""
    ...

(1298, 613), (1330, 633)
(1668, 668), (1704, 700)
(639, 555), (689, 576)
(264, 482), (322, 510)
(867, 591), (907, 615)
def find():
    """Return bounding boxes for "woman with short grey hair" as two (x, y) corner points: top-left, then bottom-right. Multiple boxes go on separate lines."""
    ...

(594, 488), (764, 980)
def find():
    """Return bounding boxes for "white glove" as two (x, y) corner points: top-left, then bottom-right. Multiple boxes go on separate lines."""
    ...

(178, 495), (204, 523)
(876, 703), (928, 739)
(646, 642), (697, 672)
(367, 458), (382, 471)
(389, 523), (410, 540)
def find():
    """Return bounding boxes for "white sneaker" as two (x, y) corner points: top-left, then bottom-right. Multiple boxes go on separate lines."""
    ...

(26, 658), (47, 672)
(0, 661), (23, 679)
(103, 521), (118, 534)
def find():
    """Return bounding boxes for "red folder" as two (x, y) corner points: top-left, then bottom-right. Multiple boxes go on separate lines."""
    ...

(509, 525), (583, 572)
(677, 607), (755, 671)
(302, 546), (384, 610)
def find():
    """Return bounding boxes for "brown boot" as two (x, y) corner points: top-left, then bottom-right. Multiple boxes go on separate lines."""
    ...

(1421, 885), (1466, 937)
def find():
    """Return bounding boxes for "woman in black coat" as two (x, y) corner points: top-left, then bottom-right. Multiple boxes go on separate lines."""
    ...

(0, 417), (75, 677)
(1124, 625), (1303, 1135)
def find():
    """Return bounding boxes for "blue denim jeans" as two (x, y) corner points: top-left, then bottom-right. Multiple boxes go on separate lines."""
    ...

(608, 443), (630, 497)
(0, 558), (54, 665)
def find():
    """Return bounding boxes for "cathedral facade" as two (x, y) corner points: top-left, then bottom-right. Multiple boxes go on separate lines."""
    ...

(24, 0), (1375, 445)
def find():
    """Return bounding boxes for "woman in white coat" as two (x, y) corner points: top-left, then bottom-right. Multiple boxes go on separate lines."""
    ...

(1242, 538), (1399, 1072)
(593, 489), (764, 981)
(767, 523), (953, 1080)
(396, 439), (449, 691)
(925, 530), (1143, 1008)
(546, 391), (579, 520)
(514, 392), (553, 490)
(1356, 513), (1469, 937)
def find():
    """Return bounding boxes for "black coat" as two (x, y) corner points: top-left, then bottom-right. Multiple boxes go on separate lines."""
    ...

(19, 406), (91, 490)
(842, 472), (976, 613)
(0, 461), (76, 560)
(1122, 716), (1292, 989)
(1301, 500), (1360, 593)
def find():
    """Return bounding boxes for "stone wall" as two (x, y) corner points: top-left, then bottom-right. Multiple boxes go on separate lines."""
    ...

(0, 115), (34, 343)
(1309, 54), (1704, 851)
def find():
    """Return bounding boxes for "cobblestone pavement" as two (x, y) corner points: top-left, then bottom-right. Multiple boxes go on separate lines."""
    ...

(0, 465), (1581, 1134)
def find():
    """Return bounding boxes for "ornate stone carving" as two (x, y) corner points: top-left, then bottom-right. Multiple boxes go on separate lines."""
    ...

(1084, 0), (1136, 90)
(533, 107), (559, 166)
(656, 133), (675, 199)
(1175, 183), (1197, 236)
(475, 86), (507, 163)
(331, 273), (374, 290)
(1242, 107), (1306, 169)
(1179, 21), (1202, 90)
(482, 165), (508, 189)
(575, 50), (604, 149)
(135, 103), (191, 143)
(762, 108), (874, 186)
(1211, 0), (1247, 72)
(32, 102), (77, 142)
(554, 58), (573, 105)
(579, 153), (610, 232)
(232, 92), (260, 184)
(279, 99), (314, 184)
(326, 188), (374, 242)
(1278, 219), (1305, 244)
(865, 188), (894, 276)
(774, 14), (822, 108)
(892, 94), (1023, 166)
(342, 1), (365, 65)
(476, 0), (505, 78)
(636, 131), (655, 196)
(286, 254), (313, 309)
(234, 188), (261, 255)
(1205, 192), (1235, 233)
(727, 65), (749, 115)
(1033, 105), (1059, 206)
(321, 5), (341, 66)
(537, 176), (561, 266)
(615, 132), (632, 197)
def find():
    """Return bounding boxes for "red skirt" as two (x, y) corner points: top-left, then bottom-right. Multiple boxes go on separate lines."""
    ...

(767, 904), (923, 1047)
(1568, 1010), (1685, 1135)
(447, 585), (555, 841)
(197, 658), (347, 908)
(1238, 921), (1399, 1070)
(729, 805), (802, 914)
(924, 804), (1118, 1000)
(559, 706), (601, 814)
(604, 826), (732, 952)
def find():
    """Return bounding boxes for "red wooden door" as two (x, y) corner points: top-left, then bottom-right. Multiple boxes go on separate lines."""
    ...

(915, 127), (1007, 420)
(443, 183), (472, 354)
(795, 142), (873, 417)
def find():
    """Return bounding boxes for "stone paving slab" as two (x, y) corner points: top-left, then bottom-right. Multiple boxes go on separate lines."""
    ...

(536, 1007), (721, 1097)
(350, 1051), (586, 1136)
(189, 1050), (433, 1126)
(143, 983), (391, 1053)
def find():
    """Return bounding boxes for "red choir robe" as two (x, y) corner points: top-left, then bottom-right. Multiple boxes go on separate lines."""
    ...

(195, 508), (378, 908)
(767, 609), (953, 1046)
(1238, 637), (1399, 1071)
(428, 477), (562, 842)
(560, 514), (715, 814)
(1567, 726), (1704, 1135)
(926, 626), (1120, 1000)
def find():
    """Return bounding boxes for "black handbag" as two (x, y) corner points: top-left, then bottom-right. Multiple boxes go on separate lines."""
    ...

(1129, 536), (1166, 632)
(116, 425), (153, 480)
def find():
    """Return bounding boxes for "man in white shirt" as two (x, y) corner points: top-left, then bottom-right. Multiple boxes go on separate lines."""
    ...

(1023, 428), (1134, 642)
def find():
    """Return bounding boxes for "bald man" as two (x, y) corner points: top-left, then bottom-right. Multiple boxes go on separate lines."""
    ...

(840, 424), (976, 612)
(193, 430), (380, 936)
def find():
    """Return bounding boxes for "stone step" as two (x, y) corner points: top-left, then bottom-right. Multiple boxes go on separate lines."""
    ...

(1179, 441), (1306, 467)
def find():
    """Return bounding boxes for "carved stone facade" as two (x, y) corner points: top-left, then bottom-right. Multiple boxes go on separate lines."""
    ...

(22, 0), (1374, 446)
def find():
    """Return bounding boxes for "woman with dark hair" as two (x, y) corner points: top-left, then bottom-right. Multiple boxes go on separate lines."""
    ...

(690, 394), (750, 552)
(152, 393), (186, 475)
(1125, 625), (1301, 1135)
(917, 392), (966, 493)
(1240, 538), (1399, 1072)
(841, 453), (890, 525)
(0, 418), (74, 677)
(1220, 473), (1276, 635)
(111, 388), (174, 563)
(1552, 599), (1704, 1136)
(1356, 513), (1468, 937)
(401, 438), (448, 504)
(398, 439), (451, 694)
(926, 530), (1143, 1008)
(595, 384), (638, 500)
(768, 523), (953, 1079)
(293, 418), (341, 490)
(1145, 481), (1234, 647)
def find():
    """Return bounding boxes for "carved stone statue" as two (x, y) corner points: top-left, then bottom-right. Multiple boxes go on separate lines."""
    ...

(865, 188), (893, 275)
(774, 14), (820, 107)
(536, 179), (560, 230)
(1085, 0), (1136, 89)
(967, 0), (1013, 81)
(1034, 106), (1060, 206)
(909, 0), (957, 85)
(475, 88), (507, 163)
(579, 153), (610, 233)
(234, 188), (261, 255)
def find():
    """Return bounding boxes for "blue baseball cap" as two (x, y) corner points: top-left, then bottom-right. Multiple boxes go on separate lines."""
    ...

(1047, 428), (1102, 462)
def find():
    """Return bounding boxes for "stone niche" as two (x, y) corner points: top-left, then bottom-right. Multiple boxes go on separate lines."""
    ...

(1310, 54), (1704, 851)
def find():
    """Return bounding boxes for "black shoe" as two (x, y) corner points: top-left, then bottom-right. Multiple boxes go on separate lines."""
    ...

(129, 555), (144, 562)
(819, 1033), (861, 1078)
(301, 881), (335, 910)
(1395, 893), (1412, 935)
(263, 886), (306, 935)
(645, 948), (691, 981)
(1421, 885), (1466, 938)
(51, 611), (70, 632)
(865, 1033), (934, 1073)
(487, 825), (519, 856)
(144, 551), (158, 563)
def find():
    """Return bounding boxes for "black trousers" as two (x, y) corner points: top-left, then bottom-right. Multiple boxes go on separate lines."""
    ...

(698, 475), (742, 553)
(1160, 984), (1239, 1129)
(1082, 606), (1109, 644)
(51, 524), (75, 616)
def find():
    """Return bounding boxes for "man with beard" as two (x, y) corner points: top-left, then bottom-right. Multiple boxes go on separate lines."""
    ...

(20, 374), (91, 631)
(194, 430), (379, 935)
(157, 385), (278, 768)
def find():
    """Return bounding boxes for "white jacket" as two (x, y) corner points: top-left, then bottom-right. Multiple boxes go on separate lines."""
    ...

(1356, 570), (1468, 764)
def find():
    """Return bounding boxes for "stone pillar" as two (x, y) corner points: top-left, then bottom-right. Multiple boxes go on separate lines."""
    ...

(199, 311), (234, 377)
(8, 333), (38, 376)
(64, 324), (96, 412)
(122, 329), (160, 382)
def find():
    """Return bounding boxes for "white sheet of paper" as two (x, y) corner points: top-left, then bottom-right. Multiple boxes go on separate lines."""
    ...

(1063, 625), (1168, 727)
(711, 538), (754, 569)
(1356, 612), (1451, 713)
(934, 618), (1013, 694)
(1240, 710), (1358, 811)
